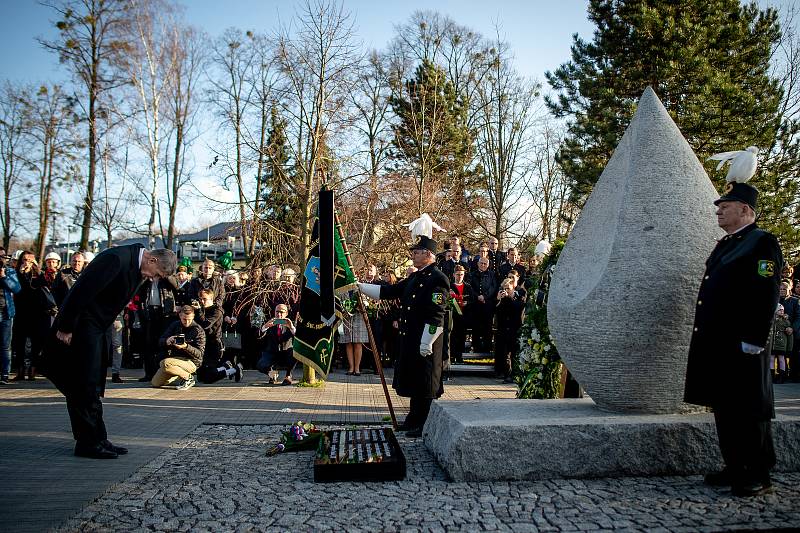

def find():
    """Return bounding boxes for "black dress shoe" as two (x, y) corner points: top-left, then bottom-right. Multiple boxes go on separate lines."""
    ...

(74, 443), (118, 459)
(405, 427), (423, 438)
(137, 376), (152, 382)
(101, 439), (128, 455)
(731, 481), (773, 497)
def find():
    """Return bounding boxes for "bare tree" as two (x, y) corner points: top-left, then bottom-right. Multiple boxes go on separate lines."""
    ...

(93, 134), (132, 247)
(20, 84), (80, 262)
(39, 0), (132, 249)
(472, 40), (540, 240)
(124, 0), (179, 247)
(275, 0), (361, 263)
(349, 50), (393, 251)
(0, 83), (27, 248)
(162, 24), (205, 249)
(207, 27), (256, 254)
(527, 117), (576, 242)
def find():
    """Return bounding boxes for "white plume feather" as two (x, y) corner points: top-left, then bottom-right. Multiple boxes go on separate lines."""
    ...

(707, 146), (759, 183)
(406, 213), (445, 240)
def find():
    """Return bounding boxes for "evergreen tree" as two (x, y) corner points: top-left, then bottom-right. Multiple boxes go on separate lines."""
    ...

(389, 59), (477, 214)
(546, 1), (785, 227)
(260, 105), (298, 239)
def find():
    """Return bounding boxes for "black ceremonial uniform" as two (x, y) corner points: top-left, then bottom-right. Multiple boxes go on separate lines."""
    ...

(380, 262), (449, 429)
(684, 223), (781, 488)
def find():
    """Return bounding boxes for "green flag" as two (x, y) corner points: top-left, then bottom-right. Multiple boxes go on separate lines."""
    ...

(293, 192), (355, 378)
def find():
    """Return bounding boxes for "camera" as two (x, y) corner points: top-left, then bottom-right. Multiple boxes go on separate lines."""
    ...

(175, 334), (186, 345)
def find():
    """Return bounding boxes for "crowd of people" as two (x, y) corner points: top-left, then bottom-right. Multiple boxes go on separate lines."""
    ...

(2, 234), (797, 392)
(0, 234), (541, 389)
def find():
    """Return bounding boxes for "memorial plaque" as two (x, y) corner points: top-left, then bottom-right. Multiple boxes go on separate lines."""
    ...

(314, 427), (406, 482)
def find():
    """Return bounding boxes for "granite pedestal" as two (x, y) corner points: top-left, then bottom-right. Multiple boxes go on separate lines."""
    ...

(424, 399), (800, 481)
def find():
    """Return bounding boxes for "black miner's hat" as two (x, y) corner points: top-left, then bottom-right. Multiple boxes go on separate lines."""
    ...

(409, 235), (438, 254)
(714, 182), (758, 211)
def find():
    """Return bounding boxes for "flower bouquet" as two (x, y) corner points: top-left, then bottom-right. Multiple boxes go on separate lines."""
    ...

(266, 420), (324, 456)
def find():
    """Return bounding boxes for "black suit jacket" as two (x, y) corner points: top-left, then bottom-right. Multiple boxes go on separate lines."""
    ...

(46, 244), (144, 397)
(56, 244), (144, 334)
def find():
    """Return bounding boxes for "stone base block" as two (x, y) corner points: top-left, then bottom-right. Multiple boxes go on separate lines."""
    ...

(423, 399), (800, 481)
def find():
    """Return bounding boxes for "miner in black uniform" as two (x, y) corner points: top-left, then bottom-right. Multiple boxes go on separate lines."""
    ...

(359, 235), (450, 438)
(684, 181), (782, 497)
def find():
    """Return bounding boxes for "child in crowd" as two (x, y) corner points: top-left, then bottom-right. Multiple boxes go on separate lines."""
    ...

(771, 304), (793, 384)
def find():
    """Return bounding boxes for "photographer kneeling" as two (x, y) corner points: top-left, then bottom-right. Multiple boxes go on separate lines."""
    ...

(151, 305), (205, 390)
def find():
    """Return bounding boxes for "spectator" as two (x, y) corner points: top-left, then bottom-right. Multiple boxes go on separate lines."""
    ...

(11, 251), (40, 381)
(494, 276), (526, 381)
(791, 281), (800, 382)
(379, 271), (401, 365)
(771, 304), (793, 384)
(0, 247), (21, 384)
(470, 244), (491, 272)
(195, 288), (224, 362)
(52, 252), (85, 307)
(256, 304), (296, 385)
(341, 293), (370, 376)
(222, 271), (243, 360)
(173, 264), (193, 308)
(469, 256), (498, 353)
(238, 267), (268, 369)
(778, 280), (799, 383)
(361, 264), (385, 369)
(110, 311), (124, 383)
(449, 264), (474, 365)
(189, 257), (225, 308)
(487, 237), (506, 272)
(152, 305), (205, 390)
(498, 247), (527, 282)
(449, 235), (471, 263)
(275, 267), (301, 320)
(135, 276), (178, 382)
(196, 288), (243, 384)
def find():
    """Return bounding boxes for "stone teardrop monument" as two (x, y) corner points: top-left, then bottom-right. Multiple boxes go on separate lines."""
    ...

(546, 86), (721, 414)
(423, 87), (800, 481)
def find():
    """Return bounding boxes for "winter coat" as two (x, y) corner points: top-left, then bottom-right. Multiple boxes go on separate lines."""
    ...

(159, 320), (205, 367)
(684, 224), (782, 420)
(380, 263), (449, 399)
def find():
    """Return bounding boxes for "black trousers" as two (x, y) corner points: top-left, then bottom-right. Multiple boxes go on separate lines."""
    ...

(404, 396), (433, 430)
(714, 409), (775, 484)
(45, 324), (110, 446)
(471, 304), (494, 353)
(450, 313), (466, 364)
(142, 310), (168, 378)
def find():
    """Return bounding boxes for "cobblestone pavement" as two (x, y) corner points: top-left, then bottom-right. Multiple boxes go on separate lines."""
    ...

(0, 368), (517, 532)
(60, 424), (800, 533)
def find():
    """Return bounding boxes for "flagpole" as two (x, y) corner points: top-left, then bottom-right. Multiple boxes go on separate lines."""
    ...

(333, 211), (399, 430)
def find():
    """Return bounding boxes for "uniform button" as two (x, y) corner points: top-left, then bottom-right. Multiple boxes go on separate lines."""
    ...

(693, 327), (698, 332)
(419, 284), (423, 287)
(697, 301), (702, 306)
(412, 295), (416, 298)
(704, 275), (709, 280)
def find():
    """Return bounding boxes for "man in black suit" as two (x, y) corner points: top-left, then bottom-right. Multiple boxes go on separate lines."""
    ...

(44, 245), (177, 459)
(359, 235), (450, 437)
(684, 182), (782, 497)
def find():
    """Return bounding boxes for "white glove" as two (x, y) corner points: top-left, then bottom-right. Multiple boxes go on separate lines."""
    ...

(358, 282), (381, 300)
(420, 324), (443, 357)
(741, 342), (764, 355)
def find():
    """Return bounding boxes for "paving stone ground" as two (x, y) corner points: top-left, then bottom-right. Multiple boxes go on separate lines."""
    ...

(1, 371), (798, 532)
(61, 424), (800, 533)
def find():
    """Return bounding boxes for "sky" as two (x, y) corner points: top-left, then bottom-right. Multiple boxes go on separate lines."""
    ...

(0, 0), (794, 241)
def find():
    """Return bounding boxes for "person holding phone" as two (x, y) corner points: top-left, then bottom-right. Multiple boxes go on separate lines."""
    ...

(256, 304), (296, 385)
(152, 305), (205, 390)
